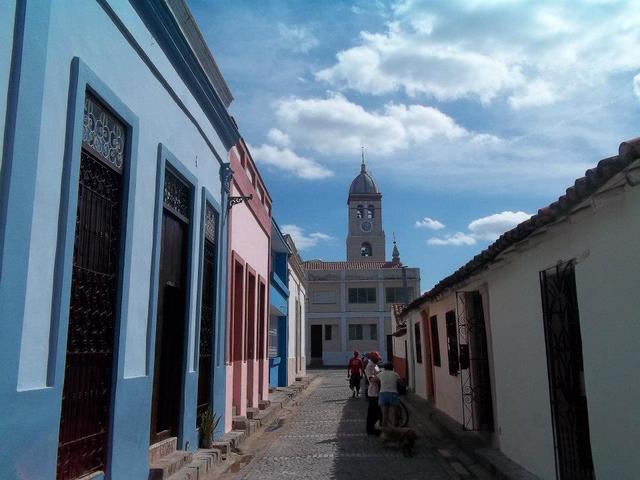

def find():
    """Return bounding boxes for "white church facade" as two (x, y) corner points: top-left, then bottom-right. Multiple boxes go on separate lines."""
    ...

(304, 160), (420, 366)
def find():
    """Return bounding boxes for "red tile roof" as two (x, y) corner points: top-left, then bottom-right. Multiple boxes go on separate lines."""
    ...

(303, 260), (403, 270)
(403, 138), (640, 316)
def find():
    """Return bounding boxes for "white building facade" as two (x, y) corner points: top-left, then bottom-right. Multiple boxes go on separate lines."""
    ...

(305, 161), (420, 366)
(399, 140), (640, 480)
(286, 235), (307, 384)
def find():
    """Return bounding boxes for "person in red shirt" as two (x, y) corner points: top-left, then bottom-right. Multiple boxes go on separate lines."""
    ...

(347, 351), (364, 397)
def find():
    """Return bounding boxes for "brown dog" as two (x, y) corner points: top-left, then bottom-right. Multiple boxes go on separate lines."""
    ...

(380, 427), (418, 457)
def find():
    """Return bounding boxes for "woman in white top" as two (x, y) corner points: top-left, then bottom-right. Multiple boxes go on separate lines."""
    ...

(365, 351), (382, 435)
(377, 362), (401, 429)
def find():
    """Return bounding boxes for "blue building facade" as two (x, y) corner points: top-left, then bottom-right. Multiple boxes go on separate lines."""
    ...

(269, 220), (290, 388)
(0, 1), (237, 479)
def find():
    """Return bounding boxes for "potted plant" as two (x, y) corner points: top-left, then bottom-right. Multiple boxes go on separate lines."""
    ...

(198, 409), (220, 448)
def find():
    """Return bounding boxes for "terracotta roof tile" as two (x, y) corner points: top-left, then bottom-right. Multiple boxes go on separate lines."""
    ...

(402, 138), (640, 316)
(303, 260), (402, 270)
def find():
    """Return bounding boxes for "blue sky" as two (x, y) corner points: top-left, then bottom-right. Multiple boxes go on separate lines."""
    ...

(188, 0), (640, 291)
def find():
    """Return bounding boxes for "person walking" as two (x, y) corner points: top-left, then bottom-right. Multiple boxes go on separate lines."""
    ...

(377, 362), (401, 432)
(347, 351), (364, 398)
(365, 351), (382, 435)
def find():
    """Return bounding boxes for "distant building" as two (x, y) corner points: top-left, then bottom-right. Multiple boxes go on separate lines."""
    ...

(398, 139), (640, 480)
(304, 159), (420, 366)
(285, 234), (307, 384)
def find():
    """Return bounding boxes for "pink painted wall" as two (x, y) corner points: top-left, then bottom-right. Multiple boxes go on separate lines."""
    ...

(224, 142), (271, 431)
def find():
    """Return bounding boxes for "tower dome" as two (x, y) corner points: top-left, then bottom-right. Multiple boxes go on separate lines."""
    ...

(349, 159), (379, 195)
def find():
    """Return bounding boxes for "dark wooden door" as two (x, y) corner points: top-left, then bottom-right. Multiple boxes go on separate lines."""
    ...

(196, 236), (216, 424)
(468, 292), (494, 431)
(151, 171), (189, 444)
(57, 149), (122, 479)
(540, 262), (594, 480)
(310, 325), (322, 358)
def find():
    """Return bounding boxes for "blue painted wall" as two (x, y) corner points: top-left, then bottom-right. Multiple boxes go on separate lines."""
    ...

(0, 1), (235, 478)
(269, 245), (290, 388)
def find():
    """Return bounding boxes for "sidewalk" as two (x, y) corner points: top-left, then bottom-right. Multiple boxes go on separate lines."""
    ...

(162, 376), (315, 480)
(404, 393), (540, 480)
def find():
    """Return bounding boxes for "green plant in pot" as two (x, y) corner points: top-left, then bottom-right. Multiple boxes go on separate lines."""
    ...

(199, 409), (220, 448)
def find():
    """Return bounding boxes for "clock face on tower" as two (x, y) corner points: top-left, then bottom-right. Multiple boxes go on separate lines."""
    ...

(360, 220), (372, 232)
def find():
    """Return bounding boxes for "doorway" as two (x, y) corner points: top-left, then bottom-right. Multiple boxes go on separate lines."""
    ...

(57, 94), (125, 480)
(150, 170), (190, 444)
(310, 325), (323, 359)
(197, 204), (217, 425)
(540, 262), (594, 480)
(246, 272), (256, 406)
(257, 281), (266, 400)
(457, 291), (494, 431)
(420, 312), (435, 401)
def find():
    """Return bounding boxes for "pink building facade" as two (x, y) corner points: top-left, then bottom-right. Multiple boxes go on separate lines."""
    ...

(224, 140), (272, 431)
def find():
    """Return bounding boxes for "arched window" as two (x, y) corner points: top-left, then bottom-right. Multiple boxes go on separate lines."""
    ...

(356, 205), (364, 219)
(361, 242), (372, 257)
(367, 205), (375, 219)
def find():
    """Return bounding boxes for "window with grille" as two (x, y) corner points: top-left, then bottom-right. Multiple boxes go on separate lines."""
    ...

(430, 315), (441, 367)
(348, 324), (377, 340)
(313, 290), (337, 304)
(385, 287), (414, 304)
(446, 310), (459, 375)
(348, 287), (376, 304)
(349, 324), (363, 340)
(369, 324), (377, 340)
(325, 325), (332, 341)
(414, 323), (423, 363)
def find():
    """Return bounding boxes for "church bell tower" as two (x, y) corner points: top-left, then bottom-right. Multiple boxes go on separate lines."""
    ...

(346, 153), (386, 261)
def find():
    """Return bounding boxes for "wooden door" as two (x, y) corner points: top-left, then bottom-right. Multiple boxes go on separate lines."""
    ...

(151, 170), (189, 444)
(197, 205), (217, 423)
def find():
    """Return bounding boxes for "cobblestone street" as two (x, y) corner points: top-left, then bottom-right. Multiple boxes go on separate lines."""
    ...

(225, 370), (459, 480)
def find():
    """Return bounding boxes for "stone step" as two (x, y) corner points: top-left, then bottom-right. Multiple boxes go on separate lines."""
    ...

(167, 449), (224, 480)
(149, 437), (178, 464)
(149, 450), (193, 480)
(258, 399), (270, 410)
(232, 415), (249, 431)
(246, 407), (260, 420)
(222, 430), (246, 450)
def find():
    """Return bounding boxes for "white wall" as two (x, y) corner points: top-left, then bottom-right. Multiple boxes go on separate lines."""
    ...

(487, 180), (640, 480)
(287, 264), (306, 384)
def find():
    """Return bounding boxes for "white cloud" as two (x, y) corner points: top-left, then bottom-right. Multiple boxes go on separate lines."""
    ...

(278, 24), (319, 53)
(468, 211), (532, 241)
(267, 128), (290, 147)
(415, 217), (445, 230)
(428, 232), (476, 246)
(281, 224), (333, 250)
(427, 210), (532, 246)
(634, 73), (640, 101)
(316, 1), (640, 108)
(509, 79), (558, 110)
(274, 93), (482, 156)
(249, 144), (334, 180)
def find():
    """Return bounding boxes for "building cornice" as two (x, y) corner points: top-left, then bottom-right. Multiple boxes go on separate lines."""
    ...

(130, 0), (239, 150)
